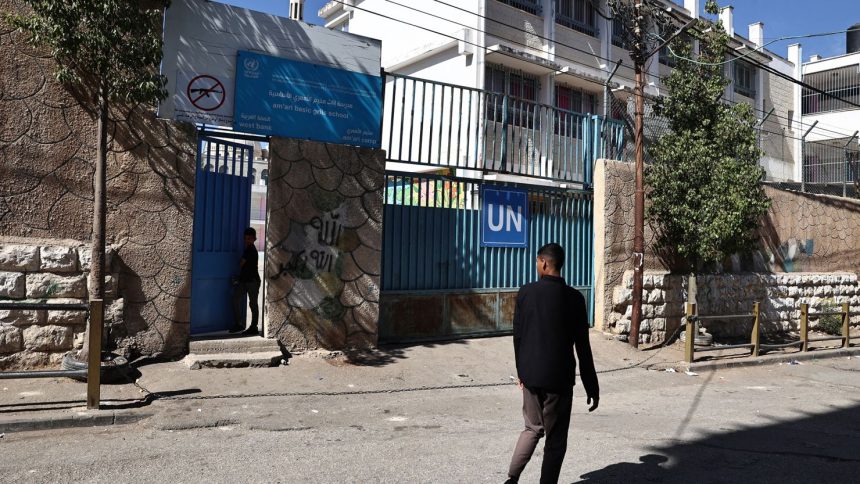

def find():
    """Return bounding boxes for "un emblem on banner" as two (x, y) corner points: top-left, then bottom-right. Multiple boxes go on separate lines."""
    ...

(243, 57), (260, 72)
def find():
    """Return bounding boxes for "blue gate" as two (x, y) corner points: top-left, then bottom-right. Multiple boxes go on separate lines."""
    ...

(380, 173), (593, 341)
(190, 136), (254, 335)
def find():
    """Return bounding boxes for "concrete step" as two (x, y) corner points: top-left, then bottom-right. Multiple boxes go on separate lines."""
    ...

(183, 351), (285, 370)
(189, 335), (281, 355)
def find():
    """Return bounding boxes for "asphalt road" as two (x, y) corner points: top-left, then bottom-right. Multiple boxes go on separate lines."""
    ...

(2, 354), (859, 483)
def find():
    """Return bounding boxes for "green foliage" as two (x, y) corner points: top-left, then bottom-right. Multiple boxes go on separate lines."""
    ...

(646, 11), (771, 271)
(817, 300), (844, 336)
(7, 0), (169, 105)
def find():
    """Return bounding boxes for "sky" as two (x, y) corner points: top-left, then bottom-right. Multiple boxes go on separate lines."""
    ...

(218, 0), (858, 61)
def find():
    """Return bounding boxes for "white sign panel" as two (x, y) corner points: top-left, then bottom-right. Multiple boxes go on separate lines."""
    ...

(158, 0), (382, 127)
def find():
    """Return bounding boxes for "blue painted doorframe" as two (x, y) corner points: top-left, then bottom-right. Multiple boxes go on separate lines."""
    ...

(190, 135), (253, 335)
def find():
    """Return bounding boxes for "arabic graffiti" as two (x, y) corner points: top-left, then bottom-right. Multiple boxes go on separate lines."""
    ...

(310, 213), (343, 247)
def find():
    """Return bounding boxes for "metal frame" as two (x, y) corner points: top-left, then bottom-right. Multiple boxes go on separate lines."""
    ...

(685, 301), (858, 364)
(0, 301), (101, 409)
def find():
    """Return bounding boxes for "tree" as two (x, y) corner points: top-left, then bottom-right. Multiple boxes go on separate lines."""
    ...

(8, 1), (170, 359)
(646, 0), (771, 272)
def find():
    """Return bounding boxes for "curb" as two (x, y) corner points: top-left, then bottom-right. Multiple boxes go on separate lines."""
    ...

(689, 346), (860, 372)
(0, 411), (151, 434)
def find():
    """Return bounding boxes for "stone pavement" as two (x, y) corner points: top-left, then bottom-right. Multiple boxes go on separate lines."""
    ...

(1, 334), (860, 483)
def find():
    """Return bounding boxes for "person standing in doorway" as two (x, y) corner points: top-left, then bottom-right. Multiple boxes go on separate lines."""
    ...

(230, 227), (261, 336)
(505, 242), (599, 484)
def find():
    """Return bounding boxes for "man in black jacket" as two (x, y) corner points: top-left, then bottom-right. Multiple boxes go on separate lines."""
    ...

(505, 243), (599, 484)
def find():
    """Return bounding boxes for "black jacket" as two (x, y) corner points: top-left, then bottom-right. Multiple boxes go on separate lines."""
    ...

(513, 275), (599, 397)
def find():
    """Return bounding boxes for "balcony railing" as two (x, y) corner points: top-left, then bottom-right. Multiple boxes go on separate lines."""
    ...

(382, 72), (625, 186)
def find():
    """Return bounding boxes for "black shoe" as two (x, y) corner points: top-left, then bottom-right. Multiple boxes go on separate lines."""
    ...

(504, 478), (518, 484)
(228, 326), (244, 334)
(242, 326), (259, 336)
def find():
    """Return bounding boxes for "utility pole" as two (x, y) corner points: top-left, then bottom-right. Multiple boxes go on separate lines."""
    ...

(609, 0), (694, 348)
(629, 1), (645, 348)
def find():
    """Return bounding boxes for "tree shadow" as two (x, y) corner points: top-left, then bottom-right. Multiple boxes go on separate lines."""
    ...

(341, 338), (471, 367)
(574, 400), (860, 483)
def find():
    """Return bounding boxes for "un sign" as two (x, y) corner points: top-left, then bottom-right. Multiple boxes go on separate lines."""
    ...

(481, 187), (529, 248)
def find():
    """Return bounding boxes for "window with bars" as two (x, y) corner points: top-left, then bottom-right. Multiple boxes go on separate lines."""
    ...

(611, 17), (626, 48)
(555, 85), (597, 136)
(734, 60), (756, 98)
(659, 45), (677, 67)
(485, 65), (541, 128)
(556, 0), (598, 37)
(497, 0), (542, 16)
(802, 66), (860, 115)
(555, 85), (596, 114)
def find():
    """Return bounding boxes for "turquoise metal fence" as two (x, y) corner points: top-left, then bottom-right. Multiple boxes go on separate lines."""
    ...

(382, 172), (594, 323)
(382, 72), (625, 186)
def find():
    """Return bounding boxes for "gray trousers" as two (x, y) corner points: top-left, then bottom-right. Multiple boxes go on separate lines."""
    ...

(508, 386), (573, 484)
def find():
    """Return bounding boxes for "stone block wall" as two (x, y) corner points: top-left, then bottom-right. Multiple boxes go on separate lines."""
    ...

(609, 270), (860, 345)
(265, 138), (383, 351)
(594, 159), (860, 340)
(0, 241), (124, 369)
(0, 2), (197, 367)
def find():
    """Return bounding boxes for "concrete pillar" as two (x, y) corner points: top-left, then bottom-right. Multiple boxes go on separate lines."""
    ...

(265, 138), (383, 350)
(788, 43), (804, 182)
(289, 0), (305, 21)
(683, 0), (700, 18)
(720, 6), (734, 37)
(749, 22), (764, 48)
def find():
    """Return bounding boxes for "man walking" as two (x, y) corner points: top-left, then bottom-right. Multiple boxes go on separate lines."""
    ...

(505, 243), (599, 484)
(230, 227), (261, 336)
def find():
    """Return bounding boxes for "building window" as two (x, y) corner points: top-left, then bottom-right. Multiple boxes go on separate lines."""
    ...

(658, 45), (677, 67)
(555, 85), (596, 114)
(556, 0), (598, 37)
(611, 17), (626, 48)
(337, 20), (349, 32)
(497, 0), (541, 16)
(261, 169), (269, 185)
(802, 66), (860, 115)
(555, 85), (597, 137)
(734, 60), (756, 98)
(484, 65), (540, 127)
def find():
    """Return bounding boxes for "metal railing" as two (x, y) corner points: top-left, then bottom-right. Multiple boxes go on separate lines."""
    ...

(684, 301), (858, 363)
(382, 72), (625, 185)
(802, 136), (860, 198)
(0, 300), (104, 409)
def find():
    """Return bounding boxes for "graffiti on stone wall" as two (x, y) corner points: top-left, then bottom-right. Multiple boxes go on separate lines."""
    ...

(765, 238), (815, 273)
(265, 138), (383, 351)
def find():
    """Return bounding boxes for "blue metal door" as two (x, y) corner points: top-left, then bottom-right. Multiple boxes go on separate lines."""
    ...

(191, 136), (253, 334)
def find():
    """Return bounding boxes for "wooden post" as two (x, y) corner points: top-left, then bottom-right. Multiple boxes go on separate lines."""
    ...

(800, 303), (809, 352)
(751, 302), (761, 357)
(87, 299), (103, 410)
(842, 302), (851, 349)
(685, 303), (696, 363)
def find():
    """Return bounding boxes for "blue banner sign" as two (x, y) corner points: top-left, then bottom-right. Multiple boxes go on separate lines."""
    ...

(481, 187), (529, 248)
(234, 51), (382, 148)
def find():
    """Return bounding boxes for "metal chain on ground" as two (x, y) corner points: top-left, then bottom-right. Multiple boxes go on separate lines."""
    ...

(102, 327), (687, 403)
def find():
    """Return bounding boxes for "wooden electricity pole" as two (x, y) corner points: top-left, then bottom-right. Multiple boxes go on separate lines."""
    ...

(629, 1), (646, 348)
(620, 1), (694, 348)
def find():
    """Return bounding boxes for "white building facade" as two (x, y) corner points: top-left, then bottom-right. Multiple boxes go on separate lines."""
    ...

(319, 0), (803, 183)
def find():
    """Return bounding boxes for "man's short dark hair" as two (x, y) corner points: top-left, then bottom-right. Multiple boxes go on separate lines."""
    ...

(244, 227), (256, 238)
(537, 243), (565, 271)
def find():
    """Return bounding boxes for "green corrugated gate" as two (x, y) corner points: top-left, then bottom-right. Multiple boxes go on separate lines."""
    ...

(379, 173), (593, 342)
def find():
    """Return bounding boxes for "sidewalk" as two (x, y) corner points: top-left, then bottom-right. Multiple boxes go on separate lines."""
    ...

(2, 331), (855, 433)
(0, 332), (669, 431)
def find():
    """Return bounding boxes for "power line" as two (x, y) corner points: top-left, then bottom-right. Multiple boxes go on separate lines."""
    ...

(429, 0), (667, 82)
(332, 0), (854, 140)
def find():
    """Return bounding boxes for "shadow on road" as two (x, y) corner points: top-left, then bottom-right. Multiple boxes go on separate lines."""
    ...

(341, 338), (470, 367)
(574, 400), (860, 483)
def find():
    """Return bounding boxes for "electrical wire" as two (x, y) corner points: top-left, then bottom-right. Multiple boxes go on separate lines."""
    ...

(330, 0), (855, 140)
